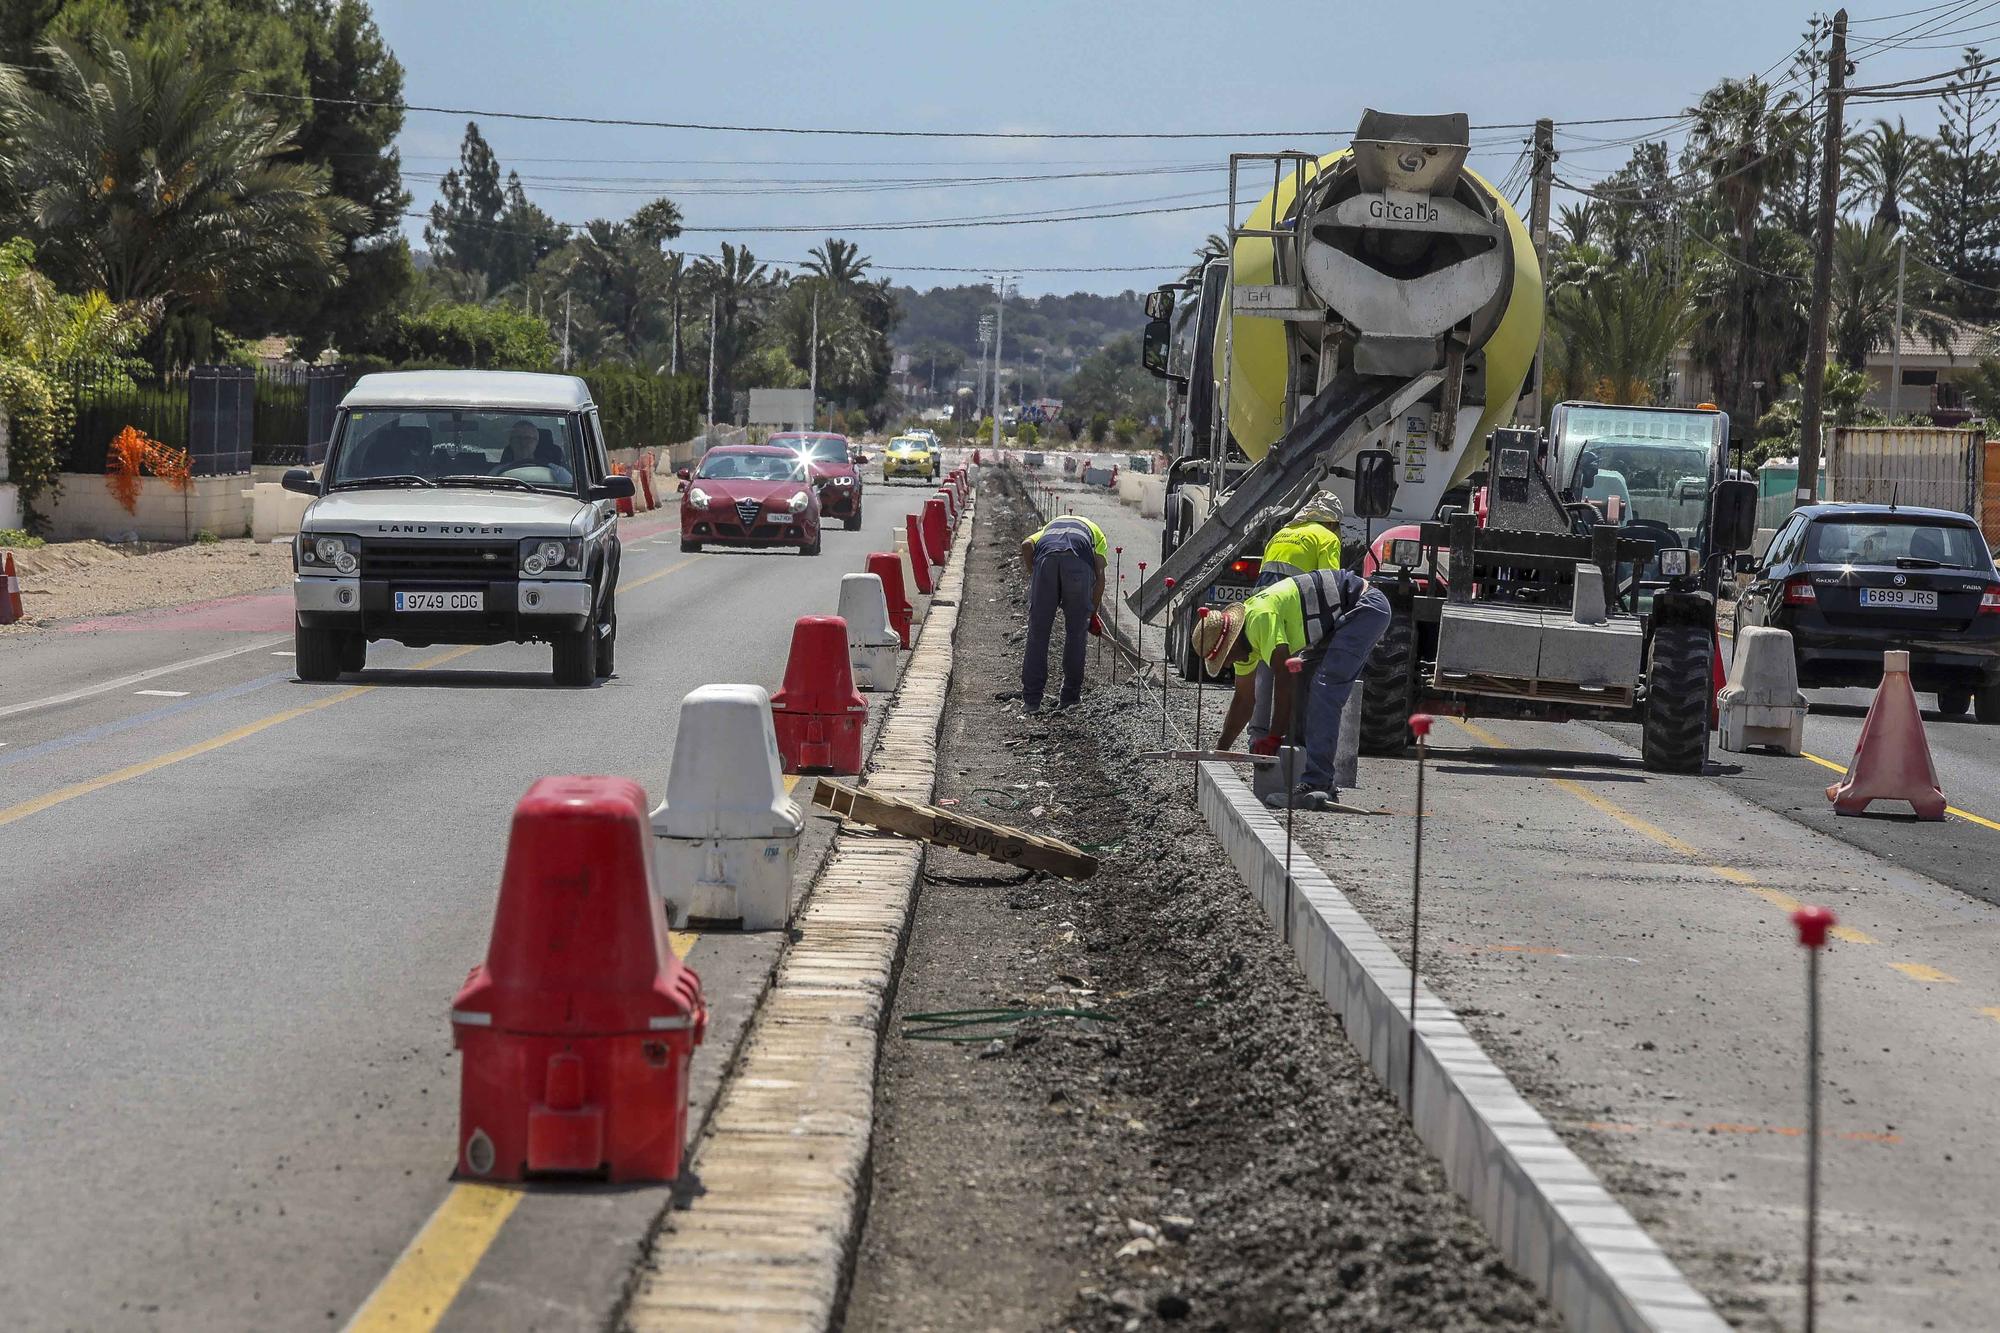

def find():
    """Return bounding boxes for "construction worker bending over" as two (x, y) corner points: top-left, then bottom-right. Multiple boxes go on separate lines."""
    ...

(1247, 490), (1345, 748)
(1194, 566), (1390, 810)
(1018, 513), (1107, 711)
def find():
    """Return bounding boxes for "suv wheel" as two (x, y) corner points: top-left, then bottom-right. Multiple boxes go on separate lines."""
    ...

(1642, 620), (1712, 773)
(339, 633), (367, 674)
(552, 621), (598, 687)
(596, 591), (617, 678)
(296, 619), (346, 683)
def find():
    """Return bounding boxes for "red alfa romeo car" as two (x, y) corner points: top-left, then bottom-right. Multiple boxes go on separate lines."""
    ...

(769, 431), (865, 531)
(679, 445), (822, 556)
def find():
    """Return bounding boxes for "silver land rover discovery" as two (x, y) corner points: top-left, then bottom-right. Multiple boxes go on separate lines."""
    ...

(283, 371), (634, 687)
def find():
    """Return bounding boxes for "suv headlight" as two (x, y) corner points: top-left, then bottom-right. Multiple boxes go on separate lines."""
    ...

(519, 536), (584, 577)
(786, 491), (812, 513)
(686, 486), (712, 509)
(300, 532), (360, 575)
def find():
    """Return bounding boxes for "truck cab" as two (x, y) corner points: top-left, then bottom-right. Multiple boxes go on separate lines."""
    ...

(282, 371), (634, 687)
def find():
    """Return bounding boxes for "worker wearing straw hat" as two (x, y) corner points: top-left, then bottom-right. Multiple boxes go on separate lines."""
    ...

(1247, 490), (1345, 748)
(1193, 565), (1390, 809)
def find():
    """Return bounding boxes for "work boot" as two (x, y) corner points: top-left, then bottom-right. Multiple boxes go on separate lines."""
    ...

(1263, 785), (1332, 812)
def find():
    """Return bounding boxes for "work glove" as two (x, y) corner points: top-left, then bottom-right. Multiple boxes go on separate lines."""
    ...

(1249, 735), (1281, 756)
(1088, 612), (1104, 637)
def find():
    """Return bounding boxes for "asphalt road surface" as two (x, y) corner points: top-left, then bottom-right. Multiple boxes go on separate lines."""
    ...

(0, 480), (941, 1332)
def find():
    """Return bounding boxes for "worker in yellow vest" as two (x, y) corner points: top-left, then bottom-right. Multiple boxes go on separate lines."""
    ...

(1247, 490), (1344, 747)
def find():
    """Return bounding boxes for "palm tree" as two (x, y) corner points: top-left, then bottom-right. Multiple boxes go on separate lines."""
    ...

(1547, 266), (1705, 405)
(1183, 233), (1228, 282)
(1829, 219), (1956, 371)
(1843, 117), (1926, 235)
(691, 242), (776, 417)
(0, 35), (360, 321)
(805, 238), (871, 287)
(1556, 203), (1602, 250)
(1685, 76), (1808, 414)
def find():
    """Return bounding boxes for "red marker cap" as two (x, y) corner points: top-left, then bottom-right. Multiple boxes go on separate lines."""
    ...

(1792, 904), (1836, 949)
(1164, 578), (1177, 589)
(1286, 656), (1305, 674)
(1197, 607), (1210, 620)
(1115, 546), (1123, 553)
(1409, 714), (1434, 737)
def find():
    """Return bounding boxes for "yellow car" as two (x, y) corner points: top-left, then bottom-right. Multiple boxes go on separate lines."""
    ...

(882, 435), (937, 481)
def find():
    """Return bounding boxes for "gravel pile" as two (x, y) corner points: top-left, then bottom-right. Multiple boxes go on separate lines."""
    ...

(4, 537), (289, 628)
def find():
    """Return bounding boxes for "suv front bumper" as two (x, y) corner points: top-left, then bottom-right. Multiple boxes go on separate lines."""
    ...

(295, 576), (592, 642)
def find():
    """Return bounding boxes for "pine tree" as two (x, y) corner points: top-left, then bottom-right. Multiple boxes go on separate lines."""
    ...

(1911, 49), (2000, 321)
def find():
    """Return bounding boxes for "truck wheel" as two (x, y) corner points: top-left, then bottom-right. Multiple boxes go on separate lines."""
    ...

(1170, 605), (1202, 681)
(339, 633), (367, 674)
(552, 623), (598, 687)
(296, 619), (345, 683)
(1937, 689), (1971, 718)
(1359, 602), (1416, 755)
(1974, 686), (2000, 724)
(1642, 620), (1711, 773)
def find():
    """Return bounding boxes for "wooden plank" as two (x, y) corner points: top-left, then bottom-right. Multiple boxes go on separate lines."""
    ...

(810, 778), (1097, 880)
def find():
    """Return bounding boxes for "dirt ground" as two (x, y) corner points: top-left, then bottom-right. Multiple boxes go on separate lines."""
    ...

(841, 470), (1555, 1332)
(1, 537), (289, 629)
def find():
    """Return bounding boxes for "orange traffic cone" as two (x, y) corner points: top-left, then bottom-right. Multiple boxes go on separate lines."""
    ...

(0, 550), (22, 625)
(1826, 650), (1947, 819)
(613, 463), (636, 517)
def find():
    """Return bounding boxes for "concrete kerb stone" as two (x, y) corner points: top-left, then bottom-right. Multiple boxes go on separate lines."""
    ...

(621, 490), (977, 1333)
(1195, 760), (1729, 1333)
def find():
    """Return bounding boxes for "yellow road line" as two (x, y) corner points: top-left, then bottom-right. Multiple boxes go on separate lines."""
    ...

(1800, 751), (2000, 833)
(620, 553), (704, 594)
(0, 645), (480, 830)
(1980, 1007), (2000, 1025)
(1890, 962), (1959, 984)
(344, 1184), (522, 1333)
(1450, 719), (1876, 945)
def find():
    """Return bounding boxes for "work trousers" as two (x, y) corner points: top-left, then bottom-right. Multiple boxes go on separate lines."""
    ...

(1022, 551), (1094, 707)
(1294, 586), (1393, 794)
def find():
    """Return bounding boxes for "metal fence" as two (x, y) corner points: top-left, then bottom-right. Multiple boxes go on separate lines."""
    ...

(51, 361), (356, 474)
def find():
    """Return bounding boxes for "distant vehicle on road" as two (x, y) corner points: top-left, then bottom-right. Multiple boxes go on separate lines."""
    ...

(282, 370), (632, 688)
(882, 434), (938, 481)
(679, 445), (823, 557)
(1734, 502), (2000, 718)
(770, 431), (865, 530)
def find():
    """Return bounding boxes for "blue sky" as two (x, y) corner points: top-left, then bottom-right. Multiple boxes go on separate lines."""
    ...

(370, 0), (1998, 296)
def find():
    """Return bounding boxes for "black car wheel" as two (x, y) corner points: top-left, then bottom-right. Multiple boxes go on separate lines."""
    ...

(1975, 686), (2000, 724)
(681, 538), (702, 553)
(844, 502), (863, 532)
(1937, 689), (1971, 718)
(800, 532), (822, 557)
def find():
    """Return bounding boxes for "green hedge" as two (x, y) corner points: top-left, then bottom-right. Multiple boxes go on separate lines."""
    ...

(579, 364), (701, 449)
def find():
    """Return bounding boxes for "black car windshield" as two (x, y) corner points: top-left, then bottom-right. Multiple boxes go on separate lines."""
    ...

(696, 451), (805, 481)
(1806, 515), (1989, 569)
(331, 409), (578, 491)
(774, 434), (850, 463)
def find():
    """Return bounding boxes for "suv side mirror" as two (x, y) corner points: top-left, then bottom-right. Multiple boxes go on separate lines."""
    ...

(592, 475), (636, 501)
(281, 467), (318, 496)
(1352, 448), (1398, 519)
(1141, 317), (1175, 380)
(1710, 478), (1757, 552)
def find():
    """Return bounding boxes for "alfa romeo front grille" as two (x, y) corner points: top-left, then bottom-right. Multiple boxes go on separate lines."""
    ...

(360, 539), (513, 581)
(735, 499), (762, 529)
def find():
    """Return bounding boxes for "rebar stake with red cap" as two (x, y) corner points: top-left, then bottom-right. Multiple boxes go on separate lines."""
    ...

(1159, 576), (1174, 748)
(1282, 655), (1306, 946)
(1407, 713), (1435, 1114)
(1793, 903), (1837, 1333)
(1194, 607), (1210, 804)
(1107, 546), (1122, 673)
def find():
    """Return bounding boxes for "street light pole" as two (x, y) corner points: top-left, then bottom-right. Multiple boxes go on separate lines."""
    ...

(1890, 233), (1907, 420)
(809, 287), (820, 431)
(989, 273), (1012, 458)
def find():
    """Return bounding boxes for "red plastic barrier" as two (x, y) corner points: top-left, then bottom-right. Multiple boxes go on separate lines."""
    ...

(612, 463), (635, 517)
(452, 776), (706, 1183)
(904, 514), (936, 594)
(937, 486), (958, 528)
(866, 551), (914, 649)
(771, 616), (868, 774)
(0, 551), (21, 625)
(1827, 651), (1948, 819)
(922, 496), (950, 564)
(971, 449), (981, 465)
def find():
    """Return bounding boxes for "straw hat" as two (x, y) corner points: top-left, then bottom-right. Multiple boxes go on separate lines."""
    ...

(1296, 489), (1344, 527)
(1191, 602), (1247, 678)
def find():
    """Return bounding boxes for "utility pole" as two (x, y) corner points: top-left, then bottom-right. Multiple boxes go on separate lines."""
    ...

(1797, 8), (1849, 507)
(705, 295), (717, 442)
(561, 290), (573, 372)
(1527, 117), (1556, 427)
(1890, 232), (1907, 420)
(671, 278), (681, 375)
(991, 273), (1011, 457)
(808, 286), (820, 431)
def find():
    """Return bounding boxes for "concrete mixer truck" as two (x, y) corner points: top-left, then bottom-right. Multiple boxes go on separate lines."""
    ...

(1132, 110), (1759, 772)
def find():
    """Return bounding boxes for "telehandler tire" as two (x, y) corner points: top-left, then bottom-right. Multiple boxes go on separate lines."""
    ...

(1359, 602), (1417, 755)
(1642, 619), (1711, 774)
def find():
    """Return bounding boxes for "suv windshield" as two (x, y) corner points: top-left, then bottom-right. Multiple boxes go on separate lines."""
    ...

(696, 451), (806, 482)
(331, 409), (579, 492)
(772, 434), (850, 463)
(1807, 515), (1989, 568)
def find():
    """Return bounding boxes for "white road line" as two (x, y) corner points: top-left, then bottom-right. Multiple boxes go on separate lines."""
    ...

(272, 651), (296, 657)
(0, 637), (286, 720)
(134, 689), (190, 698)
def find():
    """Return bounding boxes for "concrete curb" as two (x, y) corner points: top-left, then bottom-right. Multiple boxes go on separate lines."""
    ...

(620, 496), (975, 1332)
(1196, 761), (1729, 1333)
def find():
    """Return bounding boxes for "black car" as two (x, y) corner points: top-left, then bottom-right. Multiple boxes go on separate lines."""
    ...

(1734, 503), (2000, 718)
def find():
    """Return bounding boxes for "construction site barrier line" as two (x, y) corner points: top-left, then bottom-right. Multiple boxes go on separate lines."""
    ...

(1196, 759), (1729, 1333)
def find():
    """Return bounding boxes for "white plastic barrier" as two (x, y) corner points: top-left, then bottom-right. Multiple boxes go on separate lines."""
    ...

(651, 684), (803, 929)
(838, 573), (901, 691)
(1717, 626), (1808, 755)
